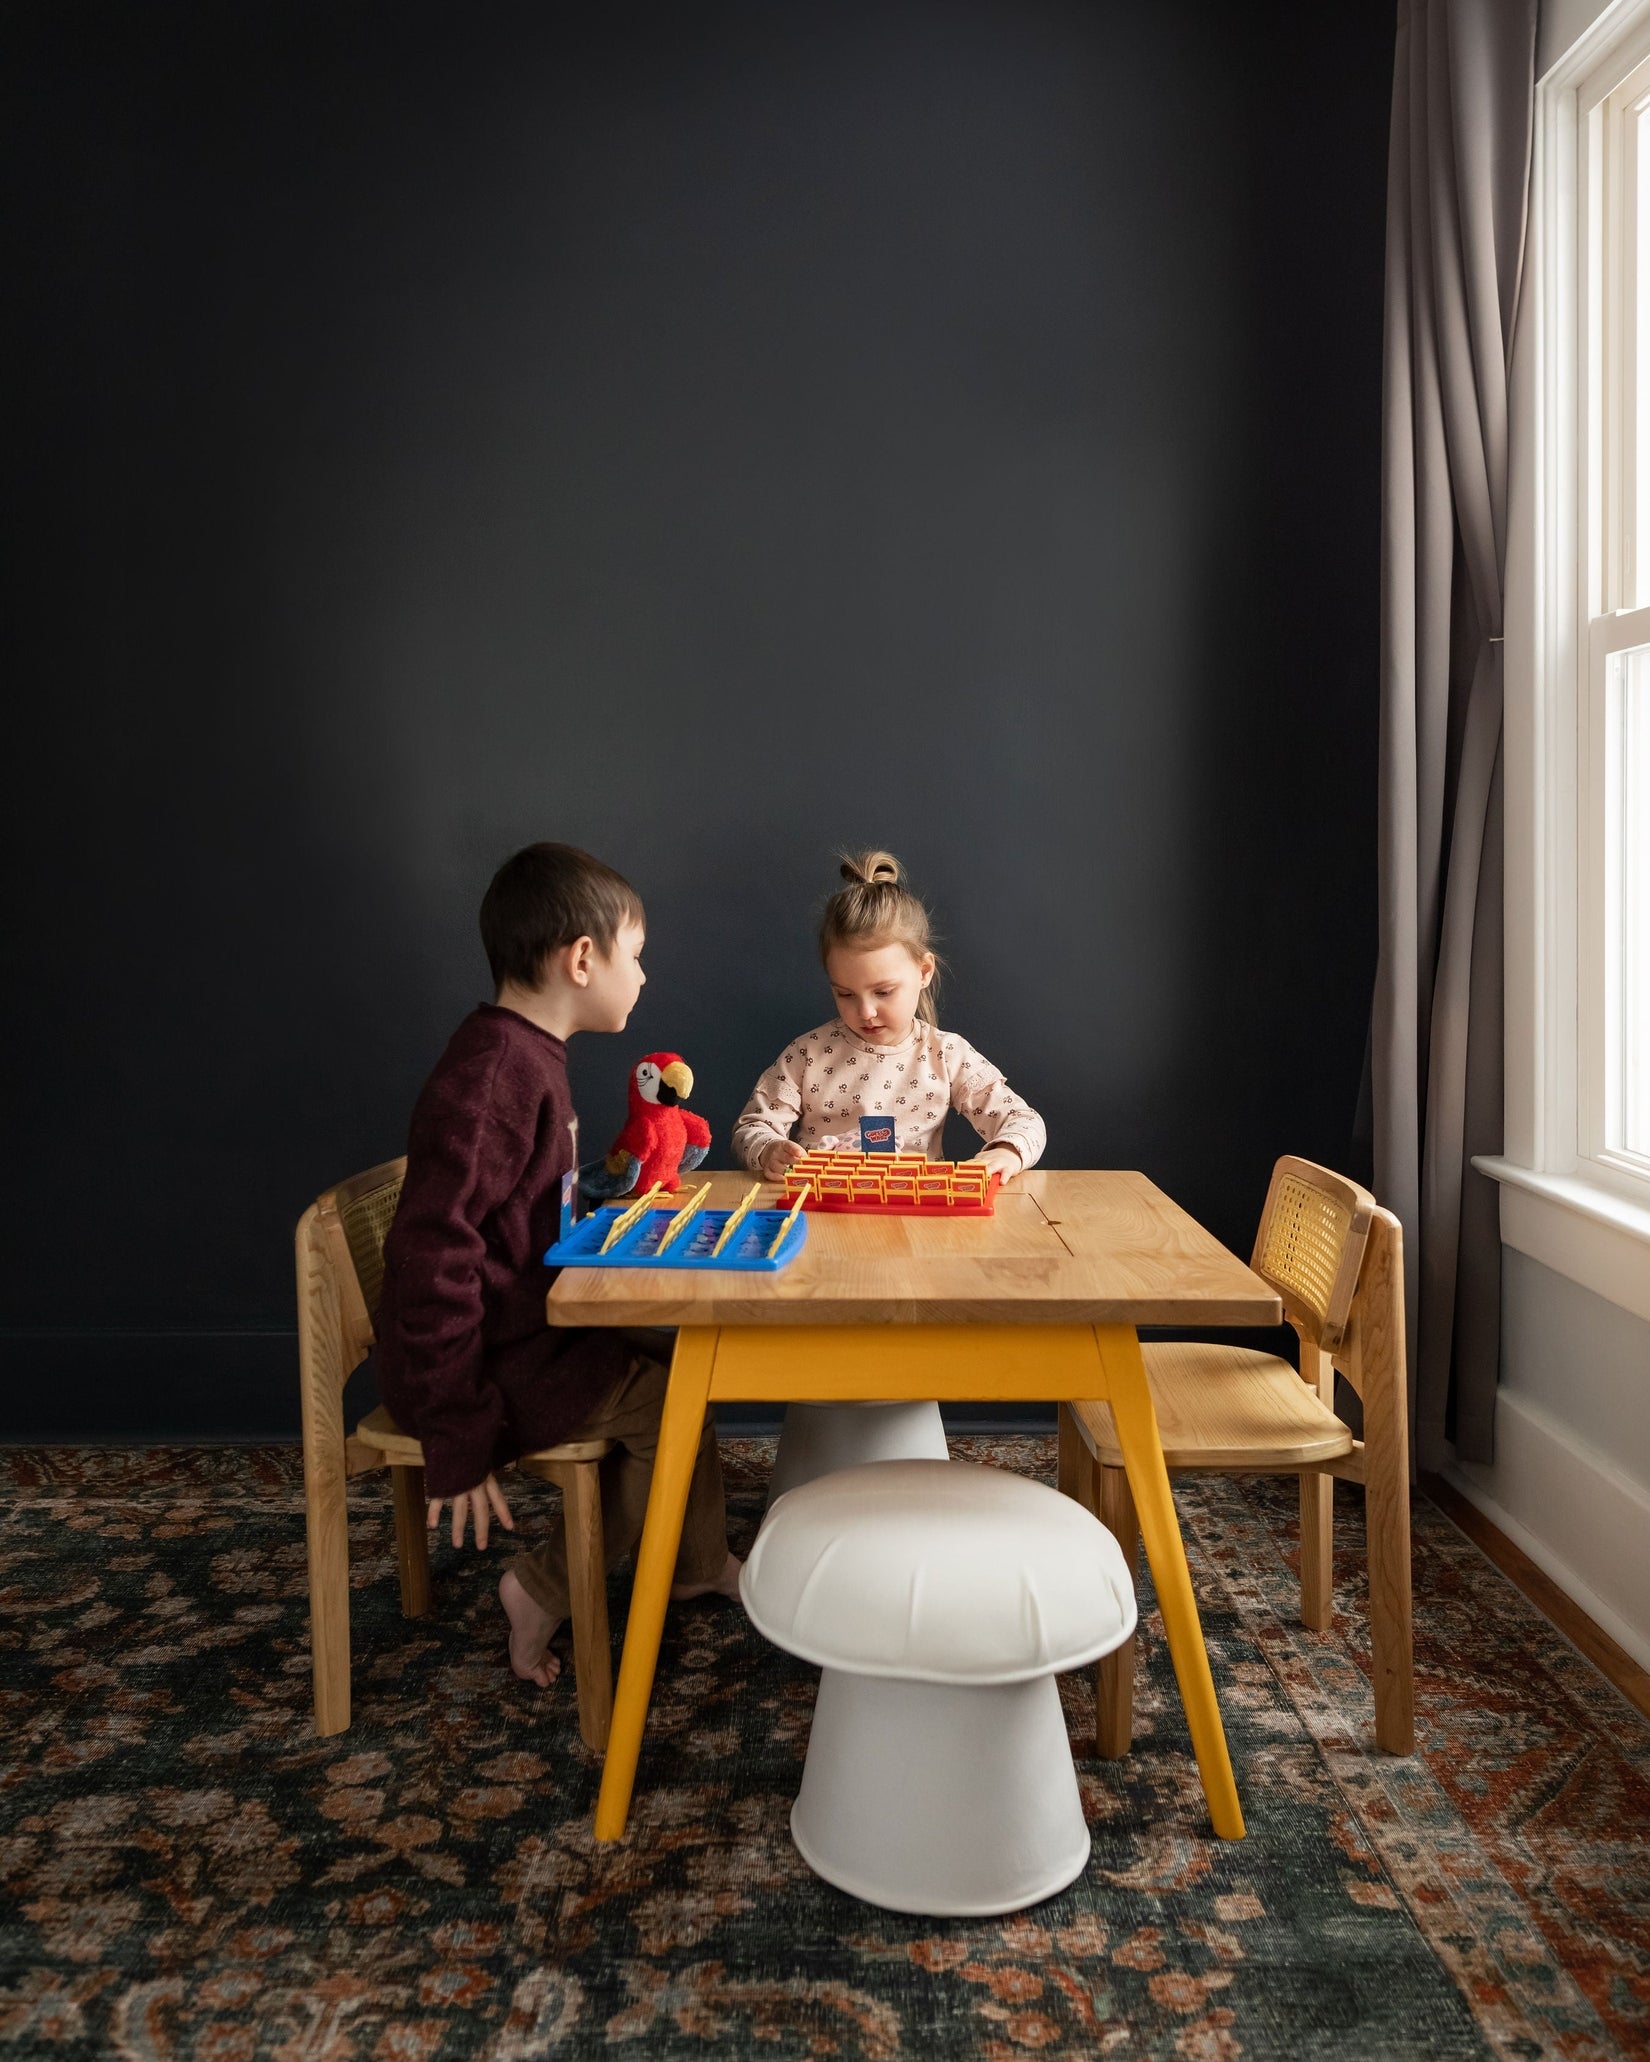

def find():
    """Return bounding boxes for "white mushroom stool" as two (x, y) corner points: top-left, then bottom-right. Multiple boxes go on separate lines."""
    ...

(741, 1459), (1137, 1916)
(764, 1400), (949, 1509)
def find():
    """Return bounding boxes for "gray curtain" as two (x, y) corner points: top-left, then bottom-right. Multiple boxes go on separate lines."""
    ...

(1374, 0), (1535, 1472)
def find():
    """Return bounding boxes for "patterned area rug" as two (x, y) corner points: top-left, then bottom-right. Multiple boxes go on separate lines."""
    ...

(1, 1437), (1646, 2061)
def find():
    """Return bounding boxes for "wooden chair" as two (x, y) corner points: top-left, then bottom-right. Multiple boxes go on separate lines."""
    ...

(296, 1156), (616, 1750)
(1058, 1155), (1414, 1757)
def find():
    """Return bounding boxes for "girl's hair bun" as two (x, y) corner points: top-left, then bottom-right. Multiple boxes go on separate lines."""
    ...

(839, 848), (901, 888)
(821, 846), (941, 1024)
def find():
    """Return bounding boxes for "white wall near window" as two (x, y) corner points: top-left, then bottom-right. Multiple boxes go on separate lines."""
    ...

(1458, 1254), (1650, 1668)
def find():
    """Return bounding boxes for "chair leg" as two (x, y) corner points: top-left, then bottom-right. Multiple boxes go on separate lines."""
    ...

(1361, 1345), (1415, 1746)
(1096, 1464), (1140, 1758)
(1073, 1427), (1098, 1516)
(1355, 1217), (1415, 1753)
(561, 1459), (614, 1753)
(305, 1461), (354, 1736)
(297, 1206), (354, 1737)
(1299, 1470), (1334, 1632)
(391, 1465), (431, 1619)
(1057, 1402), (1083, 1500)
(1366, 1503), (1415, 1756)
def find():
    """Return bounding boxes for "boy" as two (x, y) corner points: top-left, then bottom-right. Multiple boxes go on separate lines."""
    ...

(376, 842), (739, 1689)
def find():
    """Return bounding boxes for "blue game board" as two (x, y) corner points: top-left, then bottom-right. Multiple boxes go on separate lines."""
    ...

(542, 1173), (806, 1273)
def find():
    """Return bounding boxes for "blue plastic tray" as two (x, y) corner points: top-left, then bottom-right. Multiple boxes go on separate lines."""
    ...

(543, 1173), (806, 1272)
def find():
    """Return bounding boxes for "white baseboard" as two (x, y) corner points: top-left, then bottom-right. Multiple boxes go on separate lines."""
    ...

(1443, 1388), (1650, 1675)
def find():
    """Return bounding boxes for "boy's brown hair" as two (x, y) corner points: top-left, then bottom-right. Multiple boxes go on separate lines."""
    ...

(480, 843), (644, 991)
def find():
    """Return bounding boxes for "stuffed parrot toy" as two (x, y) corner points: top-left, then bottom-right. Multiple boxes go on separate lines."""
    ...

(579, 1052), (711, 1198)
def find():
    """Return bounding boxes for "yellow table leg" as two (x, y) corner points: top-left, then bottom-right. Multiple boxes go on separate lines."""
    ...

(592, 1318), (1244, 1844)
(593, 1326), (717, 1842)
(1094, 1323), (1245, 1839)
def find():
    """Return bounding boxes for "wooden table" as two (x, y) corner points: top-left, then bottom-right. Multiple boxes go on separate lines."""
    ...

(547, 1169), (1282, 1844)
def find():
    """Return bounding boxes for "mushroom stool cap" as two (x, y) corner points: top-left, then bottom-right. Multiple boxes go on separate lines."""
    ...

(741, 1458), (1137, 1685)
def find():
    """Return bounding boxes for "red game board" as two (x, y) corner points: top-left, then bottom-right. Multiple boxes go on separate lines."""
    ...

(778, 1150), (1001, 1216)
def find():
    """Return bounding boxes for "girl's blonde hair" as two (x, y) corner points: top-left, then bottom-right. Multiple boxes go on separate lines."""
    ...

(818, 849), (942, 1026)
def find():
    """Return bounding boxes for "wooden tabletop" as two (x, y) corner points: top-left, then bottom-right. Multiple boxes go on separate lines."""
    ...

(546, 1169), (1281, 1329)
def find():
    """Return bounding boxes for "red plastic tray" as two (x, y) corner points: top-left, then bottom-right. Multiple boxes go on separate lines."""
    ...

(779, 1171), (1002, 1217)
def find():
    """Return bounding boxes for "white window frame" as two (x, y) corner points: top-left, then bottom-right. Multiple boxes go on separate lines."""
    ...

(1480, 0), (1650, 1325)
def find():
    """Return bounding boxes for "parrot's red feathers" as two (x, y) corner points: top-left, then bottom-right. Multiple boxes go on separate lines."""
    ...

(611, 1111), (655, 1162)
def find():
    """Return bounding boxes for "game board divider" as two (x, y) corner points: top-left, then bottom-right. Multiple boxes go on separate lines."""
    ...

(598, 1181), (667, 1253)
(655, 1182), (712, 1255)
(710, 1181), (762, 1257)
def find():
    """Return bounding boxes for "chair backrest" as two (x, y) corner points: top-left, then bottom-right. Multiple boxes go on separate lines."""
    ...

(329, 1161), (406, 1332)
(1330, 1202), (1406, 1410)
(295, 1157), (406, 1498)
(292, 1158), (406, 1408)
(1249, 1155), (1376, 1352)
(313, 1157), (407, 1370)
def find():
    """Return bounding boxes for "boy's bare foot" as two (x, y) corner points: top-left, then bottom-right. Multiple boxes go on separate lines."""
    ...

(499, 1568), (562, 1688)
(670, 1550), (744, 1604)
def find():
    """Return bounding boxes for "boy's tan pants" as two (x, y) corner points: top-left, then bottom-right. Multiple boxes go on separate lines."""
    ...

(506, 1353), (729, 1624)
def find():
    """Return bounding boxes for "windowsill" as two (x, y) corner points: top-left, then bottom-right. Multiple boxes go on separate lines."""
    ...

(1474, 1157), (1650, 1325)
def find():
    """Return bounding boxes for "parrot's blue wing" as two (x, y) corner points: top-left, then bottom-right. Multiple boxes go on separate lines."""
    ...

(578, 1153), (641, 1201)
(679, 1143), (709, 1173)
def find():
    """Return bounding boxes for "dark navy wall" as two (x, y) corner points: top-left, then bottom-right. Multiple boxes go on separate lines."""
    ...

(2, 0), (1392, 1436)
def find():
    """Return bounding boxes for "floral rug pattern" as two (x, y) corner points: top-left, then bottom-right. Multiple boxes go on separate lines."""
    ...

(1, 1437), (1646, 2060)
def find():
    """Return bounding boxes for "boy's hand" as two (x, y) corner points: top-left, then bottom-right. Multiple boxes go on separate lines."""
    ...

(968, 1146), (1022, 1185)
(427, 1472), (516, 1549)
(760, 1140), (807, 1179)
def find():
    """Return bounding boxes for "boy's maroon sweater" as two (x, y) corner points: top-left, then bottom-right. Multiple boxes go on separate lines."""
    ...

(376, 1005), (628, 1498)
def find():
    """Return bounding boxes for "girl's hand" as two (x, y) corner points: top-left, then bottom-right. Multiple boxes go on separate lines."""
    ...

(761, 1140), (807, 1179)
(427, 1472), (515, 1550)
(968, 1146), (1022, 1186)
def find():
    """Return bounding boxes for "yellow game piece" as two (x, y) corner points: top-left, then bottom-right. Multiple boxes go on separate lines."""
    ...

(710, 1182), (763, 1257)
(767, 1182), (810, 1258)
(655, 1183), (712, 1254)
(598, 1182), (667, 1253)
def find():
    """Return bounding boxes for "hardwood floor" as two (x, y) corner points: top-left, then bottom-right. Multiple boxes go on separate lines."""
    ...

(1421, 1473), (1650, 1723)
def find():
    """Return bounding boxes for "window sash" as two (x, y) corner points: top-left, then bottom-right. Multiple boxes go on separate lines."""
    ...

(1597, 51), (1650, 615)
(1576, 31), (1650, 1203)
(1581, 607), (1650, 1180)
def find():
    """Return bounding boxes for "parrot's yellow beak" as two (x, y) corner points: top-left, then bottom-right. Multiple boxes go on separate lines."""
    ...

(661, 1060), (694, 1099)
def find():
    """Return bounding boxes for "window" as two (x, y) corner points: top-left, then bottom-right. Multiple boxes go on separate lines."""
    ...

(1581, 40), (1650, 1191)
(1485, 0), (1650, 1324)
(1624, 648), (1650, 1155)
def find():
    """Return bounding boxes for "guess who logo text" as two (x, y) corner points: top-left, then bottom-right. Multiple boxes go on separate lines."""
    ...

(859, 1115), (897, 1154)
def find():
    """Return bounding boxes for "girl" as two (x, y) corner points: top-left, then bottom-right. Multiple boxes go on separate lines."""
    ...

(732, 850), (1046, 1181)
(735, 849), (1046, 1502)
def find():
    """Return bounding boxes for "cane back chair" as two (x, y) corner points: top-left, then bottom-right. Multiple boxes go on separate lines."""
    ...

(1059, 1154), (1413, 1757)
(296, 1156), (616, 1750)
